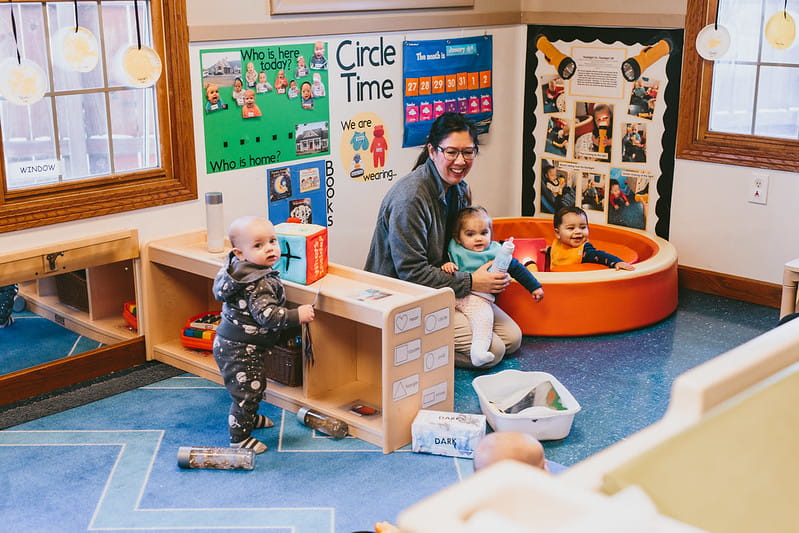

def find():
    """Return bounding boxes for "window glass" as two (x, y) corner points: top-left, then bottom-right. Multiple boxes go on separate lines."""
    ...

(708, 62), (757, 135)
(47, 2), (105, 91)
(709, 0), (799, 139)
(1, 1), (158, 191)
(754, 65), (799, 138)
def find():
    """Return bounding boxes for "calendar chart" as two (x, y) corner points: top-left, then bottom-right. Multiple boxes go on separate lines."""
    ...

(402, 36), (493, 147)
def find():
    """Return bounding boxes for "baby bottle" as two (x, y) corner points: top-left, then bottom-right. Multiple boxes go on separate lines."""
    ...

(489, 237), (515, 274)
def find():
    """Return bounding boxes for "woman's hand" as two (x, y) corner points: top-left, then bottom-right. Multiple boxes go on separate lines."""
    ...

(470, 261), (510, 293)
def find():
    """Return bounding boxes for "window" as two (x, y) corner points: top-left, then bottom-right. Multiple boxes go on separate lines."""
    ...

(677, 0), (799, 171)
(0, 0), (195, 233)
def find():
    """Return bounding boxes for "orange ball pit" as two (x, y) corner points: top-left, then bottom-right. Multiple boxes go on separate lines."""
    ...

(492, 217), (678, 336)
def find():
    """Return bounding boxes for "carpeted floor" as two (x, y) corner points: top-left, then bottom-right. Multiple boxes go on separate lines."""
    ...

(0, 289), (780, 532)
(0, 308), (105, 375)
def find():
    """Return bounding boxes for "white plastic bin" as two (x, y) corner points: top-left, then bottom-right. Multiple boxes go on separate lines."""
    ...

(472, 370), (581, 440)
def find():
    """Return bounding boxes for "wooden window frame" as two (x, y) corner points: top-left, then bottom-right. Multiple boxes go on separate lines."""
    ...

(0, 0), (196, 233)
(677, 0), (799, 172)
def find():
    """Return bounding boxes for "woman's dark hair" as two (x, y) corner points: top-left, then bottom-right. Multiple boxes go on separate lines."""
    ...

(553, 206), (587, 228)
(413, 112), (479, 169)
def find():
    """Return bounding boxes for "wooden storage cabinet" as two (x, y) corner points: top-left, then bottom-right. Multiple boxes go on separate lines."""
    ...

(10, 230), (140, 345)
(142, 231), (455, 453)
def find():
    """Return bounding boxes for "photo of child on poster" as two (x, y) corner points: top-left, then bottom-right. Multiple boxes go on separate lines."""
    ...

(621, 122), (647, 163)
(540, 75), (566, 113)
(574, 101), (614, 163)
(540, 159), (576, 214)
(607, 168), (651, 230)
(628, 77), (659, 120)
(580, 172), (605, 212)
(545, 116), (570, 158)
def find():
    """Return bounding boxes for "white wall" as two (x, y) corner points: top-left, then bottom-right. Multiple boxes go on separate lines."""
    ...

(670, 160), (799, 284)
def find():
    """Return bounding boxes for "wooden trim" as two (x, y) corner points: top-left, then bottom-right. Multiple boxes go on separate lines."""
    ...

(0, 0), (196, 233)
(189, 11), (520, 41)
(520, 12), (685, 29)
(678, 265), (781, 309)
(270, 0), (474, 15)
(0, 337), (146, 406)
(676, 0), (799, 172)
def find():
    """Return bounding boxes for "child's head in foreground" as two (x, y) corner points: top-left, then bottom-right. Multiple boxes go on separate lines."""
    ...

(553, 206), (589, 249)
(228, 216), (280, 267)
(453, 206), (493, 253)
(473, 431), (547, 472)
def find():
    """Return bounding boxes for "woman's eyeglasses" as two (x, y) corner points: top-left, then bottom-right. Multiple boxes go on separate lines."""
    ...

(436, 146), (478, 161)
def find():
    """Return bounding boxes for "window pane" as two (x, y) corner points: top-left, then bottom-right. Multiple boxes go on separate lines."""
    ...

(110, 88), (159, 172)
(1, 98), (58, 189)
(47, 1), (105, 91)
(709, 62), (757, 134)
(720, 0), (765, 63)
(754, 65), (799, 138)
(102, 1), (154, 88)
(760, 0), (799, 64)
(56, 93), (111, 180)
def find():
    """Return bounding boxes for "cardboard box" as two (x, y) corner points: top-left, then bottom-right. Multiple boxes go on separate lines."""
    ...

(411, 409), (486, 458)
(274, 223), (328, 285)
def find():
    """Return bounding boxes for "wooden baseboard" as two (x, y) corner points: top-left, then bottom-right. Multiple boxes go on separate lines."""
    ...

(0, 337), (146, 406)
(678, 266), (781, 309)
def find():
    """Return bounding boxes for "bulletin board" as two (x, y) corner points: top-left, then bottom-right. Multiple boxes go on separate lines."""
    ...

(200, 42), (331, 174)
(267, 159), (328, 227)
(522, 26), (683, 238)
(402, 35), (493, 147)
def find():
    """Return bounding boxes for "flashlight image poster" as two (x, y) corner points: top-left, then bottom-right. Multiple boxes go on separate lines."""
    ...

(402, 35), (493, 147)
(200, 42), (331, 174)
(522, 26), (683, 238)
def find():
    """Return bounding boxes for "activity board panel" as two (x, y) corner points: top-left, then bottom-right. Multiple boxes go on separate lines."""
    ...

(201, 41), (331, 173)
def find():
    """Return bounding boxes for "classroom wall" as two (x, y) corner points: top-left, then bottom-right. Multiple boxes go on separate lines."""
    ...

(1, 0), (795, 287)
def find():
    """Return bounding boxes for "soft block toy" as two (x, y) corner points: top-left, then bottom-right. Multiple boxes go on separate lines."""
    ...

(274, 222), (328, 285)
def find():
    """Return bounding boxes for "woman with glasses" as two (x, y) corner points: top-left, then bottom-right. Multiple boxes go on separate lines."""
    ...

(365, 112), (521, 369)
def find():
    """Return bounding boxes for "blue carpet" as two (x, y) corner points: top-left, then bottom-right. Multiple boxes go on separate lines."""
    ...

(0, 289), (779, 532)
(0, 310), (104, 375)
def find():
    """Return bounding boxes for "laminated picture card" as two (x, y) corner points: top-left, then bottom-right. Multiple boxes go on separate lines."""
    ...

(412, 409), (486, 459)
(274, 222), (328, 285)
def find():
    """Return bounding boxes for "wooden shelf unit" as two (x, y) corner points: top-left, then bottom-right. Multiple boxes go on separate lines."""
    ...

(19, 260), (139, 345)
(141, 231), (455, 453)
(5, 230), (140, 345)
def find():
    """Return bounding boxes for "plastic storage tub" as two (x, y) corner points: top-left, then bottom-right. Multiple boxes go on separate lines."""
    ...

(472, 370), (581, 440)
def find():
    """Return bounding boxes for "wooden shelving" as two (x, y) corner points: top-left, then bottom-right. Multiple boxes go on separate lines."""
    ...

(141, 230), (456, 453)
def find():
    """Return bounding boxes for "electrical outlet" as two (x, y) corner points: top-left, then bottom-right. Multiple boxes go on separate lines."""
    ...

(749, 173), (769, 205)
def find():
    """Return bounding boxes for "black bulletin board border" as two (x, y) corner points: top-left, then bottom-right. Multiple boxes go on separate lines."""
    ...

(522, 25), (683, 239)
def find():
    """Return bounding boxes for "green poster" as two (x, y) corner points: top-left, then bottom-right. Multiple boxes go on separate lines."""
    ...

(200, 42), (330, 174)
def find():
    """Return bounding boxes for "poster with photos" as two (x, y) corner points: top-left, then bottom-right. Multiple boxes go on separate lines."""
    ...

(267, 160), (327, 227)
(200, 41), (330, 174)
(523, 26), (682, 237)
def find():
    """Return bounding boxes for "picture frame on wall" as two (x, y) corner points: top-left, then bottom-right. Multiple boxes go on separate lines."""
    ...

(269, 0), (474, 15)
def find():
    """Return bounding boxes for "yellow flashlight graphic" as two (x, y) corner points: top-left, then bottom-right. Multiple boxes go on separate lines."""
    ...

(536, 35), (577, 80)
(621, 39), (671, 82)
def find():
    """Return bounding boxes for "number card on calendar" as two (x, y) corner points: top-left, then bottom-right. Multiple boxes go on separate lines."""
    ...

(402, 35), (493, 147)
